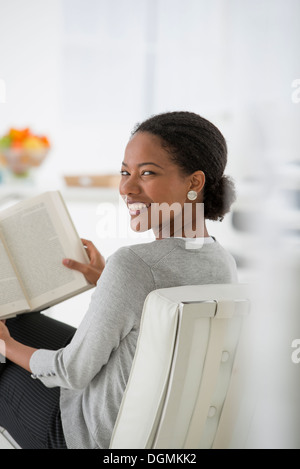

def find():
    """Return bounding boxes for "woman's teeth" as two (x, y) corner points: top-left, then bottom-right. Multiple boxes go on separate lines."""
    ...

(128, 203), (150, 215)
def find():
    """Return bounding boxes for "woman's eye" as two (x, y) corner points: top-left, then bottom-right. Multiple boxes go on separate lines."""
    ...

(142, 170), (155, 176)
(120, 169), (155, 176)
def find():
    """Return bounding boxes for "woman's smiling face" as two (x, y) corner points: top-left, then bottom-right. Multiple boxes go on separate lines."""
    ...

(119, 131), (205, 237)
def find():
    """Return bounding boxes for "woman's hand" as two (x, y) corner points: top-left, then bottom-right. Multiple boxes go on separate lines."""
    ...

(62, 238), (105, 285)
(0, 320), (36, 372)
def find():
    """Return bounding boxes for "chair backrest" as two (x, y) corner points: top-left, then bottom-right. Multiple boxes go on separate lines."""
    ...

(110, 283), (251, 449)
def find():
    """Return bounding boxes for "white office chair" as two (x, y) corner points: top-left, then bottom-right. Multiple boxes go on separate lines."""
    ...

(110, 283), (251, 449)
(0, 283), (251, 450)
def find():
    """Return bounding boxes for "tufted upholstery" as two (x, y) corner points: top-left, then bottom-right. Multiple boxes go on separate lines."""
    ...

(110, 283), (251, 449)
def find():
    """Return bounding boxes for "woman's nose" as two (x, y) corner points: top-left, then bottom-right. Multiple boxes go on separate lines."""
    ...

(119, 174), (141, 196)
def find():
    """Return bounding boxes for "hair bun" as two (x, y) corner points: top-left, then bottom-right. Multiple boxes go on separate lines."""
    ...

(204, 175), (236, 221)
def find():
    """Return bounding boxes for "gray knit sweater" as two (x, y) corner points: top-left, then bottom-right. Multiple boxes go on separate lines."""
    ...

(30, 237), (237, 449)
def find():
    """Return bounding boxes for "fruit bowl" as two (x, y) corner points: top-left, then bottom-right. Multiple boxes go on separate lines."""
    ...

(0, 128), (50, 176)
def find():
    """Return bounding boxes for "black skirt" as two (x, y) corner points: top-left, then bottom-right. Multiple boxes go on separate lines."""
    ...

(0, 312), (76, 449)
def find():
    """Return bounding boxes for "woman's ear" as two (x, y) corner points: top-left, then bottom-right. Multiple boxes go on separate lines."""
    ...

(189, 171), (205, 193)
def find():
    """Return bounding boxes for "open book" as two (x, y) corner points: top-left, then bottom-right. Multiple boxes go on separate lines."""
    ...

(0, 191), (94, 319)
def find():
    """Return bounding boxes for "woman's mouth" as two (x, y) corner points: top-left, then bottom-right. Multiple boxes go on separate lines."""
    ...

(127, 202), (151, 216)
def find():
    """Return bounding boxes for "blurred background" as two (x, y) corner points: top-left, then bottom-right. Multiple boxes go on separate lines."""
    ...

(0, 0), (300, 448)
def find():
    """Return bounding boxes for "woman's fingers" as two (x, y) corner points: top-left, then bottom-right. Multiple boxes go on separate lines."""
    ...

(81, 238), (105, 270)
(63, 258), (102, 285)
(81, 238), (94, 256)
(62, 258), (87, 274)
(62, 239), (105, 285)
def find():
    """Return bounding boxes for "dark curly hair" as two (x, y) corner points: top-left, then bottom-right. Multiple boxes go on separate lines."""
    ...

(132, 111), (236, 221)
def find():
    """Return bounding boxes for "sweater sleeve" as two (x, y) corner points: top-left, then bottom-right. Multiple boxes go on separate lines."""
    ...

(29, 246), (155, 389)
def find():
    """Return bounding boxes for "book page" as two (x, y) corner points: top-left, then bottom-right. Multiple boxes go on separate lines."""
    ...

(0, 192), (92, 311)
(0, 236), (29, 317)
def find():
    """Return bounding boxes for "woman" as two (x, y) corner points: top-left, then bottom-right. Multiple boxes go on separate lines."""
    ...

(0, 111), (237, 449)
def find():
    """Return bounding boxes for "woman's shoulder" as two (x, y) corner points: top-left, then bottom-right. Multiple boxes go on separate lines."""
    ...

(107, 237), (235, 270)
(108, 239), (179, 268)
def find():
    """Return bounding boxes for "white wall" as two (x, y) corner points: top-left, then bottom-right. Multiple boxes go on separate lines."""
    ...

(1, 0), (299, 182)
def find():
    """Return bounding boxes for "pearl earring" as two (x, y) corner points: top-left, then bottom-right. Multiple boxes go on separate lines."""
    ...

(187, 190), (197, 201)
